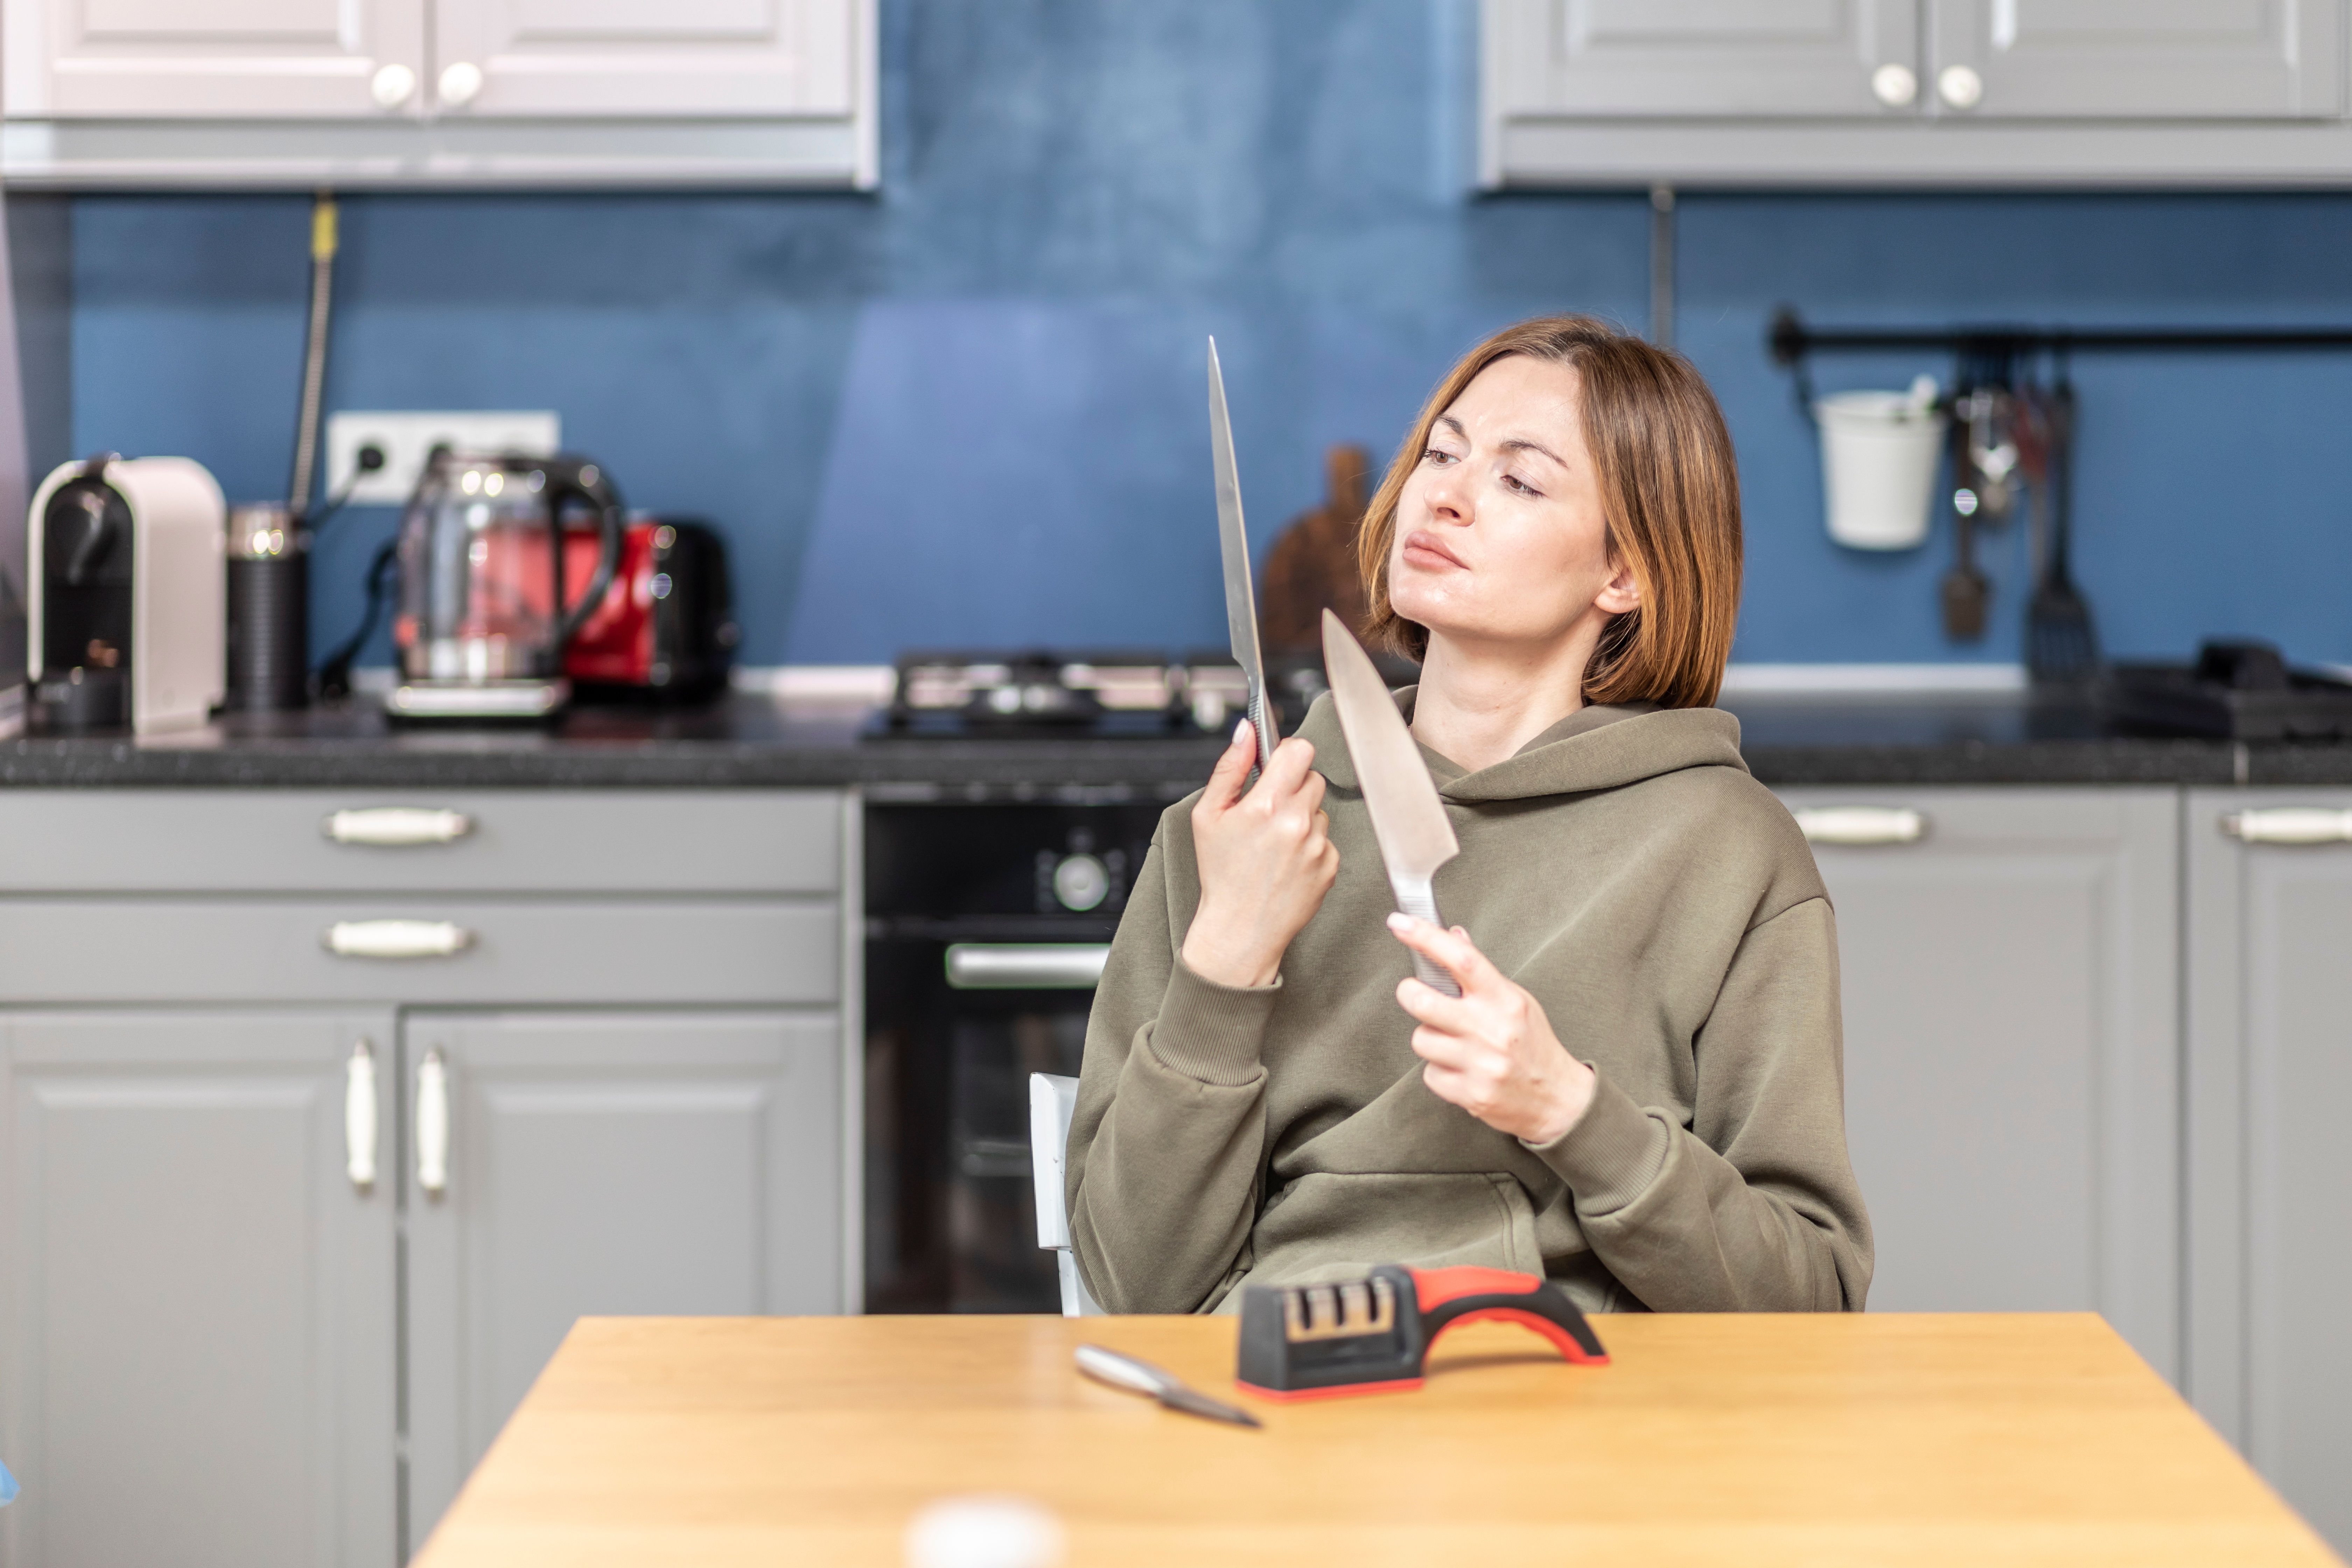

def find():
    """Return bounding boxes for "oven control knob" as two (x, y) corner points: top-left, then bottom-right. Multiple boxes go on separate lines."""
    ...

(1052, 853), (1110, 912)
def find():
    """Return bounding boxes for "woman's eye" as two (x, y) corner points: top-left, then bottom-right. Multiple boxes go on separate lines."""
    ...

(1503, 473), (1540, 497)
(1423, 447), (1458, 466)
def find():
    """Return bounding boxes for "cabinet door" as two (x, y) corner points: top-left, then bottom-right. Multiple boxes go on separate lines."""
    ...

(1487, 0), (1920, 118)
(1776, 788), (2180, 1378)
(3, 0), (428, 119)
(2186, 790), (2352, 1556)
(0, 1010), (396, 1568)
(1932, 0), (2342, 118)
(430, 0), (856, 117)
(403, 1009), (842, 1554)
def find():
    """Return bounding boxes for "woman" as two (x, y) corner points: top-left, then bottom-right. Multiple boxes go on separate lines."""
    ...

(1066, 315), (1871, 1315)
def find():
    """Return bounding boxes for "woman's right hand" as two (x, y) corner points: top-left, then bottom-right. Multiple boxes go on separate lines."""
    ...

(1180, 721), (1339, 988)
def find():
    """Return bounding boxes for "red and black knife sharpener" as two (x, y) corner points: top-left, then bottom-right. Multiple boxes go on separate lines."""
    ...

(1234, 1264), (1608, 1400)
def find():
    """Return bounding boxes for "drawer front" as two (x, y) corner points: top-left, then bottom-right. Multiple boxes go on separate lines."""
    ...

(0, 898), (838, 1005)
(0, 790), (842, 895)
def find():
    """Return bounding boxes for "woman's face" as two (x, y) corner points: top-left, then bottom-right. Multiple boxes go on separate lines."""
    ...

(1386, 355), (1638, 653)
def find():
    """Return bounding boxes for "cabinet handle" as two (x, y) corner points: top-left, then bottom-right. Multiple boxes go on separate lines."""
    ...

(1870, 64), (1917, 107)
(438, 60), (484, 107)
(1937, 64), (1984, 109)
(323, 919), (475, 959)
(1793, 806), (1927, 846)
(416, 1048), (450, 1197)
(370, 63), (416, 108)
(323, 807), (473, 846)
(345, 1040), (378, 1190)
(2221, 808), (2352, 845)
(945, 943), (1112, 990)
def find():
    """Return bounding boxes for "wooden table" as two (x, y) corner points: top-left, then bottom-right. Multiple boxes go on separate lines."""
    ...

(415, 1312), (2339, 1567)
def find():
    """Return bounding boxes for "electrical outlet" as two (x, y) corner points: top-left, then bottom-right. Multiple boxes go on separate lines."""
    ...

(324, 411), (562, 507)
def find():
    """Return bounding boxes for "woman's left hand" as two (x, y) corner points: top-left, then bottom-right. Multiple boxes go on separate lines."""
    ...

(1387, 913), (1596, 1144)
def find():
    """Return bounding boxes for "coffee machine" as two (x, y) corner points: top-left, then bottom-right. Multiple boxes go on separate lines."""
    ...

(26, 454), (226, 733)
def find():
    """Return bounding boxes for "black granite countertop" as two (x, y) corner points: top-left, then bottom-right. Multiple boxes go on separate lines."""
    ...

(2, 688), (2347, 792)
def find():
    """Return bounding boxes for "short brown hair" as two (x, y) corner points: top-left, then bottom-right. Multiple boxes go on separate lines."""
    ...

(1356, 315), (1743, 709)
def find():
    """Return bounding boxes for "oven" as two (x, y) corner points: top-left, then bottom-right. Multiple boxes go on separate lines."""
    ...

(862, 798), (1168, 1313)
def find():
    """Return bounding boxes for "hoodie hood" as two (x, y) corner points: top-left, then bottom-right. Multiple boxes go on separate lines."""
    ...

(1297, 686), (1747, 804)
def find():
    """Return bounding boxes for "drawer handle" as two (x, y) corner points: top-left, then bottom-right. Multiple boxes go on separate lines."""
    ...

(345, 1039), (377, 1190)
(2222, 808), (2352, 845)
(416, 1048), (450, 1197)
(946, 943), (1112, 990)
(323, 919), (476, 959)
(323, 807), (473, 846)
(1794, 806), (1927, 846)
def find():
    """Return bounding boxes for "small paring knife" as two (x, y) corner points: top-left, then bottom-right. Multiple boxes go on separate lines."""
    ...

(1075, 1343), (1264, 1429)
(1321, 609), (1462, 997)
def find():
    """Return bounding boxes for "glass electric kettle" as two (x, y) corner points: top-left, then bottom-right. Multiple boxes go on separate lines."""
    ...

(388, 450), (623, 718)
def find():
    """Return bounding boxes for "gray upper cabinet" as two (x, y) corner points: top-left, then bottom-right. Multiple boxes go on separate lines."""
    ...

(0, 1010), (396, 1568)
(1486, 0), (1919, 118)
(1933, 0), (2343, 119)
(0, 0), (878, 188)
(1486, 0), (2352, 186)
(402, 1009), (844, 1555)
(2186, 790), (2352, 1559)
(1776, 788), (2180, 1381)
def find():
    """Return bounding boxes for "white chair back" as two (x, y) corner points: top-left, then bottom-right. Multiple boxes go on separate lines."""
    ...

(1028, 1072), (1104, 1316)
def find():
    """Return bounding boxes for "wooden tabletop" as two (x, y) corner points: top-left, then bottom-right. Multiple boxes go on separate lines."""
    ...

(415, 1312), (2339, 1568)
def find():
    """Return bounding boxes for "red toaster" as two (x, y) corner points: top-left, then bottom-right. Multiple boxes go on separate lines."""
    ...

(562, 517), (737, 702)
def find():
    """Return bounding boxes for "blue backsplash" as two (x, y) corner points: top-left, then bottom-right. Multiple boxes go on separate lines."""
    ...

(60, 0), (2352, 670)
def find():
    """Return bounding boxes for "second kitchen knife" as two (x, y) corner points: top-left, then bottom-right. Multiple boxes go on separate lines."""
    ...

(1321, 609), (1461, 997)
(1208, 337), (1279, 775)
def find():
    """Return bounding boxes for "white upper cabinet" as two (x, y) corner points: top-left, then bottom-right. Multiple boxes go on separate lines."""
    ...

(1490, 1), (1920, 118)
(1488, 0), (2352, 185)
(4, 0), (426, 118)
(0, 0), (876, 187)
(431, 0), (855, 119)
(1932, 0), (2342, 119)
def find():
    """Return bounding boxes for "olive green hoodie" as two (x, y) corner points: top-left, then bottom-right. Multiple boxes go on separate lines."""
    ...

(1066, 692), (1871, 1316)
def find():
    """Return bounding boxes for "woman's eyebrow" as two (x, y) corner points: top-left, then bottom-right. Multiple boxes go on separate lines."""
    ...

(1499, 436), (1567, 468)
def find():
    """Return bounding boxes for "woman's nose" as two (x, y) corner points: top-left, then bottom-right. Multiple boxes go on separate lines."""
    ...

(1424, 467), (1470, 522)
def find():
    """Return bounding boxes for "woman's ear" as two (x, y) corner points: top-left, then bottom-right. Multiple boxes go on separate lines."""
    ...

(1595, 558), (1642, 616)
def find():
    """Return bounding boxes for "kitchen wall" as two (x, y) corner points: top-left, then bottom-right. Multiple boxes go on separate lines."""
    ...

(46, 0), (2352, 671)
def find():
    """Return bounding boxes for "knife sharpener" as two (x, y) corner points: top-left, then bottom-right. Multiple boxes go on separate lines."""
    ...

(1235, 1264), (1607, 1399)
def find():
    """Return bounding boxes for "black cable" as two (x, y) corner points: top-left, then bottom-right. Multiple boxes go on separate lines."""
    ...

(315, 540), (398, 702)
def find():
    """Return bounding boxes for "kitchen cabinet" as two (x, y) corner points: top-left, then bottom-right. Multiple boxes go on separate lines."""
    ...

(1, 0), (426, 119)
(1775, 787), (2180, 1380)
(2185, 789), (2352, 1557)
(0, 1010), (396, 1568)
(402, 1008), (842, 1549)
(0, 0), (877, 188)
(0, 787), (857, 1567)
(434, 0), (857, 119)
(1486, 0), (2352, 187)
(1484, 1), (1918, 119)
(1933, 0), (2340, 120)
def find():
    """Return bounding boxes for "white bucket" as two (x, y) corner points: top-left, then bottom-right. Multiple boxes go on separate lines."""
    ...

(1815, 384), (1945, 551)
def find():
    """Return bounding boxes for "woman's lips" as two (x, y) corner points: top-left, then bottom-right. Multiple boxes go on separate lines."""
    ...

(1400, 530), (1467, 570)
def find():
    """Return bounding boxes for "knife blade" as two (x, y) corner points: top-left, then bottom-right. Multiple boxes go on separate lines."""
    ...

(1208, 337), (1278, 775)
(1075, 1343), (1264, 1429)
(1321, 609), (1462, 997)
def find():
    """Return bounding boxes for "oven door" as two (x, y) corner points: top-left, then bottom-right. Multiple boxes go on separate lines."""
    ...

(865, 929), (1110, 1312)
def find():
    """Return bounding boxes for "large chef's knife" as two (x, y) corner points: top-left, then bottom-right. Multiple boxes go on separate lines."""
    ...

(1208, 337), (1278, 774)
(1322, 609), (1461, 997)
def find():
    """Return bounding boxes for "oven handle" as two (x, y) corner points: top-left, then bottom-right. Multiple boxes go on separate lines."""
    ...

(945, 943), (1112, 990)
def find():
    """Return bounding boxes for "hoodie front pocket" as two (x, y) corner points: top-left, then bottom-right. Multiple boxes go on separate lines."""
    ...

(1243, 1170), (1543, 1289)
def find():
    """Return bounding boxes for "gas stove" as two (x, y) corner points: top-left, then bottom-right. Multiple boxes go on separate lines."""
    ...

(875, 648), (1329, 740)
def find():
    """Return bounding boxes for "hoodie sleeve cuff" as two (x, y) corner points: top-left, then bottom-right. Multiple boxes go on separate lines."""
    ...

(1144, 957), (1281, 1087)
(1523, 1067), (1671, 1217)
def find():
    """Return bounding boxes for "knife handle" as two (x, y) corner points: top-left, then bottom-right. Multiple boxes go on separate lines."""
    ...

(1393, 882), (1462, 997)
(1244, 683), (1278, 786)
